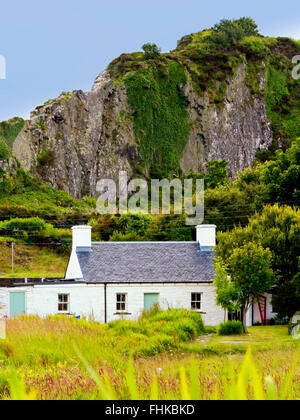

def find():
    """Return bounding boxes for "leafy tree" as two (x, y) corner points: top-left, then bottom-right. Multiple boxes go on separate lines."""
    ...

(217, 205), (300, 319)
(210, 17), (259, 47)
(116, 213), (151, 237)
(235, 17), (260, 37)
(186, 159), (228, 190)
(225, 243), (274, 333)
(206, 159), (228, 189)
(214, 258), (240, 320)
(142, 43), (161, 60)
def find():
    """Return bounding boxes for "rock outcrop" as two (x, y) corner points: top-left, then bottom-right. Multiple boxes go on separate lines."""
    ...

(181, 63), (272, 177)
(13, 72), (140, 198)
(13, 63), (273, 198)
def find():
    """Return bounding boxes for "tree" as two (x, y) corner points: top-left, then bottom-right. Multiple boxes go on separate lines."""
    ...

(206, 159), (228, 189)
(224, 243), (274, 333)
(217, 204), (300, 318)
(214, 258), (240, 321)
(210, 17), (259, 47)
(116, 213), (151, 237)
(142, 43), (161, 60)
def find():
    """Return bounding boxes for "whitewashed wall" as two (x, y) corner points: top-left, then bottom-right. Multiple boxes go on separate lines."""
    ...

(0, 283), (225, 326)
(0, 284), (276, 327)
(106, 283), (225, 325)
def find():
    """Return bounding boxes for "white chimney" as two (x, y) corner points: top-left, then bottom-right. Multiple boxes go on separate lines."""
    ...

(196, 225), (216, 250)
(71, 225), (92, 252)
(65, 226), (92, 280)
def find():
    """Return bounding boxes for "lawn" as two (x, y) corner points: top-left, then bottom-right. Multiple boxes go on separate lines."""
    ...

(0, 311), (299, 400)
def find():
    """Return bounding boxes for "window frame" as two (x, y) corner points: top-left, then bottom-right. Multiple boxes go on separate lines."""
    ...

(58, 294), (70, 314)
(191, 293), (202, 312)
(116, 293), (127, 313)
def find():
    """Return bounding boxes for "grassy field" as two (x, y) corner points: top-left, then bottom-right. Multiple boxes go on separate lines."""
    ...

(0, 311), (299, 400)
(0, 239), (69, 277)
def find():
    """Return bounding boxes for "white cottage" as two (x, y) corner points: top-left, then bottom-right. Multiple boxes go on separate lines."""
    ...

(0, 225), (276, 326)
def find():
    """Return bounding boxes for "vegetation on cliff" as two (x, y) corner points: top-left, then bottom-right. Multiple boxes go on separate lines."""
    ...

(0, 117), (24, 150)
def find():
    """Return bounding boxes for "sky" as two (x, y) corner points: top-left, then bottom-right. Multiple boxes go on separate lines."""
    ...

(0, 0), (299, 121)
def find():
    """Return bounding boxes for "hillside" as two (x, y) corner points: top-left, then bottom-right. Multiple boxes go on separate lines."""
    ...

(9, 18), (300, 199)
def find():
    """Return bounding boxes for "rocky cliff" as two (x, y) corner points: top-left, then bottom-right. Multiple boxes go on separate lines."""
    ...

(12, 25), (300, 199)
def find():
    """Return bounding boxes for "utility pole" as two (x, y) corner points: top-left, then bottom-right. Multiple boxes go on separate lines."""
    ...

(11, 242), (14, 278)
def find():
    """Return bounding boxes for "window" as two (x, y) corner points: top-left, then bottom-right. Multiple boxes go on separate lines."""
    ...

(58, 294), (69, 313)
(116, 294), (127, 312)
(191, 293), (202, 311)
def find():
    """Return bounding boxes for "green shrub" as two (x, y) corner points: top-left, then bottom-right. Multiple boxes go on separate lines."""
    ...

(37, 149), (56, 167)
(218, 321), (243, 335)
(142, 43), (161, 60)
(0, 138), (10, 160)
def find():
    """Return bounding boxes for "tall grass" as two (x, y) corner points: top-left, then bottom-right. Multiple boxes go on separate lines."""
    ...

(0, 312), (299, 400)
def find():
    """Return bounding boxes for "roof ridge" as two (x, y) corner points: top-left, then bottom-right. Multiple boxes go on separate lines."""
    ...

(91, 241), (199, 245)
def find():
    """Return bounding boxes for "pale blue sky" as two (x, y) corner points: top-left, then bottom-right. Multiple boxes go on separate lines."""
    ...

(0, 0), (299, 121)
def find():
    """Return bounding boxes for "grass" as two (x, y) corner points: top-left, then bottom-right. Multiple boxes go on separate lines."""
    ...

(0, 239), (69, 277)
(0, 312), (298, 400)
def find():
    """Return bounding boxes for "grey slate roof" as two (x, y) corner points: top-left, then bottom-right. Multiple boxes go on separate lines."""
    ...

(77, 242), (215, 284)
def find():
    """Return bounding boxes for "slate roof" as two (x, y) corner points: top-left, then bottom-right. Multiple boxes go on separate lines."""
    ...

(77, 242), (215, 284)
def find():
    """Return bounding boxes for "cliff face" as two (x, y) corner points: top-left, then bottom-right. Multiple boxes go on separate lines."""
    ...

(13, 62), (273, 198)
(9, 22), (300, 199)
(13, 72), (140, 198)
(181, 63), (272, 177)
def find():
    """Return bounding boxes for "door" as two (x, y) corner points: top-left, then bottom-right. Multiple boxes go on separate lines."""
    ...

(10, 292), (26, 318)
(144, 293), (159, 310)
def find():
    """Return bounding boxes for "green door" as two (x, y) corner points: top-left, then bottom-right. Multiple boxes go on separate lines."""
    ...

(144, 293), (159, 310)
(10, 292), (26, 318)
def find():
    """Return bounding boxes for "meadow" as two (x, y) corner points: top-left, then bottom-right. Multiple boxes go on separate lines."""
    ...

(0, 239), (68, 277)
(0, 310), (299, 400)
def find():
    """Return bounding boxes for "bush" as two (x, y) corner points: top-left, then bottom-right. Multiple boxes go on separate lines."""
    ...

(142, 43), (161, 60)
(218, 321), (243, 335)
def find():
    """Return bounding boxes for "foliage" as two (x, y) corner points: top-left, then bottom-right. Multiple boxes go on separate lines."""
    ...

(37, 149), (56, 169)
(264, 55), (300, 143)
(0, 217), (71, 245)
(124, 60), (189, 178)
(218, 321), (243, 336)
(0, 168), (96, 221)
(210, 17), (259, 48)
(240, 138), (300, 206)
(142, 43), (161, 60)
(214, 258), (240, 314)
(116, 213), (151, 237)
(217, 205), (300, 318)
(240, 36), (276, 57)
(186, 159), (228, 190)
(0, 240), (68, 278)
(0, 117), (24, 150)
(109, 232), (143, 242)
(226, 243), (274, 333)
(0, 138), (11, 160)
